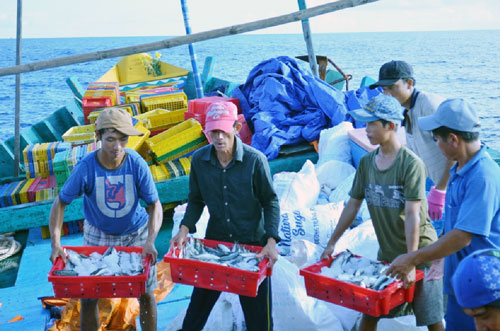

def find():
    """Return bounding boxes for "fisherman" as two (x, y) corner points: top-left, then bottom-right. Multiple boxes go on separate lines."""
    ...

(386, 98), (500, 330)
(49, 107), (162, 331)
(451, 248), (500, 331)
(170, 101), (280, 331)
(320, 94), (444, 331)
(370, 60), (453, 226)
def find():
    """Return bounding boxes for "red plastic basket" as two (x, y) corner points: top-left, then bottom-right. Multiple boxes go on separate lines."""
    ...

(48, 246), (151, 298)
(299, 254), (424, 317)
(164, 238), (271, 297)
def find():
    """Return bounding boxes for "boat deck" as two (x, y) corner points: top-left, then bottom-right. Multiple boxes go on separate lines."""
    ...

(0, 221), (193, 330)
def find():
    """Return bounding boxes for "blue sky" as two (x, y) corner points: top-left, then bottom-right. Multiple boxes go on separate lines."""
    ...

(1, 0), (499, 38)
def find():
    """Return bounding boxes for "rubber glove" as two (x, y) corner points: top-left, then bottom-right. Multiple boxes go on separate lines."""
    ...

(427, 186), (446, 220)
(424, 258), (444, 281)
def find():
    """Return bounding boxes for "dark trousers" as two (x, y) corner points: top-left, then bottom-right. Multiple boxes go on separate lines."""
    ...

(182, 277), (273, 331)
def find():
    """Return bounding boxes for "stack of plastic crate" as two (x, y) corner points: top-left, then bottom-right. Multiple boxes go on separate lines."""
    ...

(134, 108), (186, 135)
(53, 141), (101, 191)
(149, 156), (191, 182)
(124, 86), (179, 104)
(140, 91), (187, 113)
(146, 118), (207, 164)
(82, 82), (120, 124)
(23, 142), (72, 179)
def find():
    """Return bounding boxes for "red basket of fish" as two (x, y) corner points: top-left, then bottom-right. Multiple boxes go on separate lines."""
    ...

(299, 251), (424, 317)
(48, 246), (151, 298)
(163, 238), (271, 297)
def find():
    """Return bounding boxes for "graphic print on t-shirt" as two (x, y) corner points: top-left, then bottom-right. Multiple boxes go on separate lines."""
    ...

(96, 175), (135, 218)
(365, 183), (405, 209)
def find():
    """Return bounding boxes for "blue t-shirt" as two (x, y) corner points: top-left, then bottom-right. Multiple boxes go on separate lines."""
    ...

(443, 146), (500, 294)
(59, 149), (159, 235)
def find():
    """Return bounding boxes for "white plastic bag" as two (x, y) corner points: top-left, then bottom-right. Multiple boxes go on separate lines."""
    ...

(316, 160), (356, 192)
(317, 121), (354, 166)
(165, 292), (244, 331)
(171, 203), (210, 239)
(273, 160), (320, 211)
(278, 202), (344, 255)
(334, 220), (379, 260)
(272, 257), (343, 331)
(328, 172), (355, 203)
(286, 239), (323, 269)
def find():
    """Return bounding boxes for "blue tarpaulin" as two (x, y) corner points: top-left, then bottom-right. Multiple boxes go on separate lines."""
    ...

(232, 56), (380, 159)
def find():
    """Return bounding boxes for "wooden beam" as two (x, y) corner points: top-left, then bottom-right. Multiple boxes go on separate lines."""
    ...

(0, 0), (379, 77)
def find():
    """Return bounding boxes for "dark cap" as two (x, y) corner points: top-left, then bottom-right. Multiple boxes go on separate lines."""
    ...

(369, 60), (414, 89)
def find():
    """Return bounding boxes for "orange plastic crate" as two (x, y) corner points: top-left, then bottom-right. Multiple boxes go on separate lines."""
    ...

(48, 246), (151, 298)
(299, 254), (423, 317)
(164, 238), (271, 297)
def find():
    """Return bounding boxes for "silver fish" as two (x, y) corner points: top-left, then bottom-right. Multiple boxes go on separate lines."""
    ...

(58, 248), (144, 277)
(321, 251), (397, 290)
(178, 238), (262, 272)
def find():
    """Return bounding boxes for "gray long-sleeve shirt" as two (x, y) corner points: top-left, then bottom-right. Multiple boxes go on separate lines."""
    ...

(180, 137), (280, 245)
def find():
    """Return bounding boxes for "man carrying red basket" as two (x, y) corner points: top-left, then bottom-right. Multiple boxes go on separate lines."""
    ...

(170, 101), (280, 331)
(320, 94), (444, 330)
(49, 107), (163, 331)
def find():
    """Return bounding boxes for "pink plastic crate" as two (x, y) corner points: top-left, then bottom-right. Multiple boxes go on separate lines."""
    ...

(185, 96), (240, 129)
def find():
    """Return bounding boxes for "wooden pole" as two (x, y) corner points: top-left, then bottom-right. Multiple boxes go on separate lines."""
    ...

(298, 0), (318, 77)
(14, 0), (22, 176)
(0, 0), (379, 77)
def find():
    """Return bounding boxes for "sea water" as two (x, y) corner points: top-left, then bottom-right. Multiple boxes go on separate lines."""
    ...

(0, 30), (498, 150)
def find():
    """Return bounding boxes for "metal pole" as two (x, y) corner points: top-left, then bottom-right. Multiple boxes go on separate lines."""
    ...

(14, 0), (22, 177)
(180, 0), (204, 99)
(298, 0), (318, 77)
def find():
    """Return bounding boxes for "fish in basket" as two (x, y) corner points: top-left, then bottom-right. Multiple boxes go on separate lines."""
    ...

(299, 250), (423, 316)
(48, 246), (152, 298)
(164, 238), (272, 297)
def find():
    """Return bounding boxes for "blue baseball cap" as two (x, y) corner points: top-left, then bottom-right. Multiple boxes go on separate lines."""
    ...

(452, 249), (500, 309)
(418, 98), (481, 133)
(348, 94), (404, 123)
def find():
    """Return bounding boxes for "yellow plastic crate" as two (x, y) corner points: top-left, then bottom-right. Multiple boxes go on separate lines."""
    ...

(146, 118), (207, 163)
(148, 156), (191, 182)
(136, 136), (151, 159)
(62, 124), (96, 145)
(87, 104), (140, 125)
(126, 123), (151, 151)
(134, 108), (187, 131)
(125, 92), (142, 104)
(140, 91), (187, 113)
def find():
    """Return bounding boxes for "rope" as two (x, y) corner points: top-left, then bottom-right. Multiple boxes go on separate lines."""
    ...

(0, 233), (22, 261)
